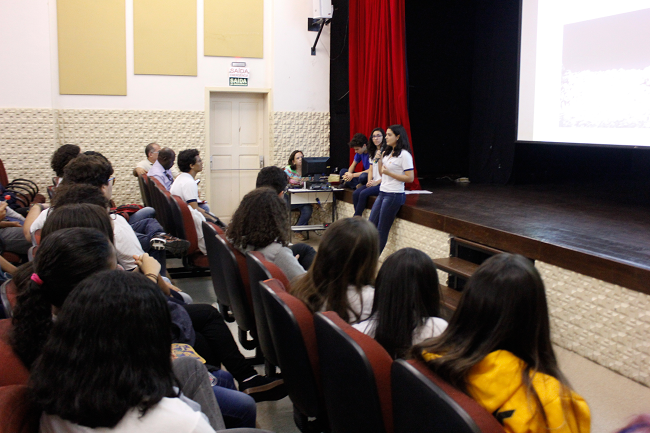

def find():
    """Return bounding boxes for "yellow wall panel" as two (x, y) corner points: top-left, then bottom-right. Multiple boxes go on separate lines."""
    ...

(205, 0), (263, 59)
(133, 0), (197, 76)
(57, 0), (126, 95)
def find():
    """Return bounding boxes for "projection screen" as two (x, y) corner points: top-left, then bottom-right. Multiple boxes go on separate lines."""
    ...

(517, 0), (650, 147)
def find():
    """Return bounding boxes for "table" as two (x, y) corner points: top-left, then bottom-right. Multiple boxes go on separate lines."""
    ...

(287, 187), (342, 232)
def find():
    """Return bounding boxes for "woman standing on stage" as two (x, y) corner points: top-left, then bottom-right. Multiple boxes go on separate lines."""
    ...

(353, 128), (385, 216)
(368, 124), (414, 253)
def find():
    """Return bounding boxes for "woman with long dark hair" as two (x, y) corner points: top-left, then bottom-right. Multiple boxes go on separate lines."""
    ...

(412, 254), (590, 433)
(31, 270), (215, 432)
(291, 217), (379, 324)
(353, 248), (447, 359)
(352, 128), (385, 217)
(368, 124), (414, 253)
(284, 150), (313, 241)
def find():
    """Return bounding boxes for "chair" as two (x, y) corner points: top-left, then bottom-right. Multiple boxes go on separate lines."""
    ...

(260, 280), (329, 432)
(391, 359), (504, 433)
(211, 233), (258, 352)
(246, 251), (291, 370)
(0, 280), (17, 319)
(170, 195), (208, 269)
(138, 173), (152, 208)
(202, 221), (234, 322)
(0, 158), (44, 208)
(314, 311), (393, 433)
(149, 177), (176, 236)
(0, 385), (39, 433)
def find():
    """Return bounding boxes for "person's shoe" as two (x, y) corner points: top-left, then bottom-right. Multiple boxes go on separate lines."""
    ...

(150, 234), (190, 255)
(239, 375), (287, 402)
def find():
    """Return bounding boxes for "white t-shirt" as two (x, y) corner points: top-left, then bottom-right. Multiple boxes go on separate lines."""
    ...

(318, 285), (374, 323)
(369, 150), (382, 183)
(353, 316), (448, 345)
(189, 207), (207, 255)
(379, 150), (414, 193)
(30, 209), (144, 271)
(40, 397), (215, 433)
(170, 173), (199, 204)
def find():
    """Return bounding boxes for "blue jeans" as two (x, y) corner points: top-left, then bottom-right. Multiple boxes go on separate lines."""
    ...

(210, 370), (257, 428)
(290, 202), (313, 236)
(128, 207), (156, 224)
(368, 191), (406, 253)
(130, 216), (166, 275)
(353, 184), (381, 216)
(339, 168), (368, 189)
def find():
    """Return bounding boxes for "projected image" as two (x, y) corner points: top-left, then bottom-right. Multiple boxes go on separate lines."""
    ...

(559, 8), (650, 129)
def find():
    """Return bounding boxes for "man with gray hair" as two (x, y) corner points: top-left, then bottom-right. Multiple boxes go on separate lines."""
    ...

(133, 142), (179, 178)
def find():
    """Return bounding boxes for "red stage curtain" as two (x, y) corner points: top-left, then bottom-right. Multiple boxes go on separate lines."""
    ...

(348, 0), (421, 190)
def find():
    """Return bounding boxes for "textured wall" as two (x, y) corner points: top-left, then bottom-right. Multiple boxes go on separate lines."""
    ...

(270, 111), (330, 167)
(338, 201), (650, 387)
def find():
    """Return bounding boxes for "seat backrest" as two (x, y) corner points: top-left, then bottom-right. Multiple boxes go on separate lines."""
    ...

(0, 159), (8, 187)
(1, 280), (17, 318)
(138, 173), (152, 208)
(0, 385), (39, 433)
(314, 311), (393, 433)
(391, 359), (505, 433)
(147, 177), (168, 232)
(171, 195), (199, 255)
(0, 319), (30, 387)
(202, 221), (230, 307)
(213, 235), (255, 332)
(260, 280), (326, 422)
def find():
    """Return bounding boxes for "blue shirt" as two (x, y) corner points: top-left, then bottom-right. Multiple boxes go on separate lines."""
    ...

(148, 160), (174, 191)
(354, 152), (370, 170)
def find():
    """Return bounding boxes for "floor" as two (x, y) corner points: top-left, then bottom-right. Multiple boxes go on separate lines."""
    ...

(173, 229), (650, 433)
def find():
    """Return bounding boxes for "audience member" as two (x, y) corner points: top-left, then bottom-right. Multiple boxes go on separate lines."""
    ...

(134, 142), (161, 177)
(353, 247), (447, 359)
(148, 147), (176, 191)
(353, 128), (384, 216)
(228, 187), (306, 282)
(284, 150), (312, 241)
(412, 253), (591, 433)
(340, 132), (370, 189)
(368, 124), (414, 253)
(0, 200), (30, 256)
(255, 166), (317, 270)
(30, 270), (216, 433)
(50, 144), (80, 185)
(291, 217), (379, 324)
(171, 149), (216, 222)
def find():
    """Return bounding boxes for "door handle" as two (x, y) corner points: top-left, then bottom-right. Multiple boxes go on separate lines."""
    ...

(259, 155), (264, 168)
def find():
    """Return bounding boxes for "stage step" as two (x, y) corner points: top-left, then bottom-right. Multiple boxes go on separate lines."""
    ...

(432, 257), (479, 280)
(439, 284), (462, 320)
(452, 237), (503, 256)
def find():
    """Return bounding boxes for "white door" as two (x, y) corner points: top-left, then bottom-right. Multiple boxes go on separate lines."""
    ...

(209, 93), (264, 224)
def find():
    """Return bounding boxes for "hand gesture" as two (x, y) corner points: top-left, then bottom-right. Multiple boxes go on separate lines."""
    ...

(133, 253), (161, 278)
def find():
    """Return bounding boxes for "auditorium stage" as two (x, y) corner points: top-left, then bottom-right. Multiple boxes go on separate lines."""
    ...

(338, 181), (650, 295)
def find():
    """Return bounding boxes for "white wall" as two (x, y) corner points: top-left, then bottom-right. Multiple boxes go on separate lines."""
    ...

(0, 0), (330, 112)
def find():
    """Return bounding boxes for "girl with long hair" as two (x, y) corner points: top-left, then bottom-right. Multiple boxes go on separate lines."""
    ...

(227, 187), (307, 281)
(368, 124), (414, 253)
(291, 217), (379, 323)
(284, 150), (313, 241)
(353, 248), (447, 359)
(353, 127), (386, 216)
(30, 270), (215, 432)
(412, 254), (590, 433)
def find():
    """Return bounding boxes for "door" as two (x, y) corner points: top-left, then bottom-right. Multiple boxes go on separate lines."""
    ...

(209, 92), (264, 224)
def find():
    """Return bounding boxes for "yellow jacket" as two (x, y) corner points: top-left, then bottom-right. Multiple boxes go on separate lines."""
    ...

(422, 350), (590, 433)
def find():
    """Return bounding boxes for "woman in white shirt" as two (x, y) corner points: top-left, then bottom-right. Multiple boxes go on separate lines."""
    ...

(291, 217), (379, 324)
(353, 248), (447, 358)
(352, 127), (385, 216)
(32, 270), (215, 433)
(368, 124), (414, 253)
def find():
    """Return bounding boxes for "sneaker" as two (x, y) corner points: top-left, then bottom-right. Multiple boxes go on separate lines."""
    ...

(150, 234), (190, 255)
(238, 375), (287, 402)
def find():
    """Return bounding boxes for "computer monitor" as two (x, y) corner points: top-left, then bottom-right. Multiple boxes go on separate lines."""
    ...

(302, 157), (329, 177)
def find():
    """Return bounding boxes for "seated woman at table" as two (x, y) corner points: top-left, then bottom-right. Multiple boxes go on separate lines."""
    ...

(284, 150), (313, 241)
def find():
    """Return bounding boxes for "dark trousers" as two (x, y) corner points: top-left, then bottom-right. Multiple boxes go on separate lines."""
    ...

(353, 184), (381, 216)
(339, 168), (368, 189)
(289, 243), (316, 270)
(130, 217), (167, 274)
(183, 304), (257, 382)
(368, 191), (406, 253)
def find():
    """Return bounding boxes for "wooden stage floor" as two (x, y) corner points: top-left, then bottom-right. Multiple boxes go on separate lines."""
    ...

(339, 181), (650, 294)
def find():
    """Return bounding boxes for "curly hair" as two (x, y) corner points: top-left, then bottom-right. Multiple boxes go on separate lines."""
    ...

(29, 270), (176, 428)
(11, 228), (114, 369)
(61, 154), (113, 188)
(50, 144), (80, 177)
(256, 166), (288, 194)
(227, 187), (290, 249)
(177, 149), (200, 173)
